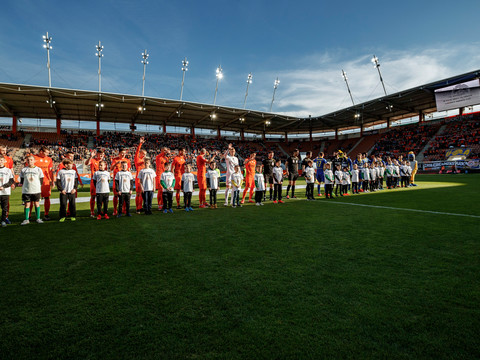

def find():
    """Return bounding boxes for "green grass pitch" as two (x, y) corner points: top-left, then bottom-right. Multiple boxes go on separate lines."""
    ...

(0, 175), (479, 359)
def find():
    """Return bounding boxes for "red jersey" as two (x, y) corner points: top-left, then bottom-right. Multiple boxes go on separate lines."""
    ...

(155, 152), (168, 175)
(111, 156), (131, 175)
(89, 157), (101, 175)
(134, 143), (146, 179)
(33, 154), (53, 184)
(3, 155), (13, 170)
(196, 154), (208, 178)
(245, 158), (256, 178)
(172, 155), (186, 177)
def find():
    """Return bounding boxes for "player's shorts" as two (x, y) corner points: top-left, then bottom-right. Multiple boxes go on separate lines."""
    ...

(245, 177), (255, 189)
(316, 172), (325, 183)
(41, 184), (51, 198)
(156, 177), (163, 190)
(225, 172), (232, 186)
(174, 175), (182, 190)
(22, 193), (41, 203)
(197, 176), (207, 190)
(288, 172), (299, 181)
(264, 174), (274, 185)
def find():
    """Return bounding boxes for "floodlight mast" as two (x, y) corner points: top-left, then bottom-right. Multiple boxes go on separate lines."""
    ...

(371, 55), (387, 96)
(269, 77), (280, 112)
(213, 65), (223, 105)
(342, 70), (355, 105)
(42, 32), (52, 88)
(180, 57), (188, 101)
(141, 49), (149, 97)
(95, 41), (104, 93)
(243, 73), (253, 109)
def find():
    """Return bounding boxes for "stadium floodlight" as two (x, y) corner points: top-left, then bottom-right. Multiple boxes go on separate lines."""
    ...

(42, 32), (53, 87)
(180, 57), (189, 101)
(265, 120), (271, 126)
(211, 112), (217, 120)
(213, 65), (223, 105)
(95, 41), (104, 93)
(342, 70), (355, 106)
(243, 73), (253, 109)
(354, 112), (361, 119)
(141, 49), (149, 97)
(239, 117), (245, 123)
(371, 55), (387, 96)
(269, 77), (280, 112)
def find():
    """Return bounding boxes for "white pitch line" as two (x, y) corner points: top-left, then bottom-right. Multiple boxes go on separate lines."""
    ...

(322, 201), (480, 219)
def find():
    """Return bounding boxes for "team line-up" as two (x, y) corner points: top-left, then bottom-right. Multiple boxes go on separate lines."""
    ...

(0, 139), (418, 226)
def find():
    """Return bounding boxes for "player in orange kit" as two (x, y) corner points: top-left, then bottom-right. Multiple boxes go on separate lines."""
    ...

(0, 145), (15, 224)
(196, 148), (217, 208)
(134, 137), (148, 213)
(33, 147), (54, 220)
(241, 152), (256, 204)
(111, 148), (131, 216)
(84, 149), (105, 217)
(155, 147), (170, 210)
(171, 148), (186, 209)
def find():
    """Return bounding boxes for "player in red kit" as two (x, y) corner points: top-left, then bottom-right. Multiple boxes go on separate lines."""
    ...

(196, 148), (217, 208)
(110, 148), (131, 216)
(134, 137), (148, 213)
(33, 147), (54, 220)
(241, 152), (256, 204)
(155, 147), (170, 210)
(171, 148), (186, 209)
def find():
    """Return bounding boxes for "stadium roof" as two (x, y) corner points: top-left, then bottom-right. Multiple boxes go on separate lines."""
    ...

(1, 69), (479, 135)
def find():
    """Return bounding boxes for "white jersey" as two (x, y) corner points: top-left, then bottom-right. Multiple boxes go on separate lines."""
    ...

(379, 167), (385, 177)
(362, 167), (370, 181)
(225, 154), (239, 174)
(230, 172), (243, 191)
(351, 169), (359, 182)
(369, 168), (376, 181)
(273, 166), (283, 184)
(393, 165), (400, 177)
(334, 170), (343, 185)
(57, 169), (77, 193)
(400, 165), (408, 177)
(386, 164), (394, 177)
(324, 169), (334, 185)
(206, 169), (220, 190)
(344, 171), (351, 185)
(138, 168), (156, 192)
(182, 172), (195, 192)
(115, 170), (134, 193)
(92, 170), (111, 194)
(304, 167), (315, 184)
(20, 166), (44, 194)
(254, 173), (266, 191)
(160, 171), (175, 190)
(0, 167), (14, 196)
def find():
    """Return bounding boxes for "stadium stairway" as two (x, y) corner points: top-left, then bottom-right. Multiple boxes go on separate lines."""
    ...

(276, 143), (290, 157)
(416, 124), (447, 163)
(347, 137), (364, 156)
(87, 136), (94, 149)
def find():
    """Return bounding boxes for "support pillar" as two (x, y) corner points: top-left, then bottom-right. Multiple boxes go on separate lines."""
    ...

(309, 129), (313, 142)
(131, 122), (135, 133)
(387, 119), (391, 129)
(217, 127), (221, 140)
(285, 132), (288, 143)
(459, 107), (464, 116)
(419, 111), (424, 124)
(163, 123), (167, 134)
(360, 125), (364, 137)
(241, 129), (245, 141)
(96, 119), (100, 136)
(12, 116), (17, 133)
(56, 117), (61, 135)
(191, 126), (195, 139)
(263, 131), (266, 141)
(335, 128), (338, 140)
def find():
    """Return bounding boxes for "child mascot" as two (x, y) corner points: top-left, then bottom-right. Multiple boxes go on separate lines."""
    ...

(408, 151), (418, 186)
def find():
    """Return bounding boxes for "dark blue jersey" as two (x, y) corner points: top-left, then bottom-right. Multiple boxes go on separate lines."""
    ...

(314, 158), (327, 174)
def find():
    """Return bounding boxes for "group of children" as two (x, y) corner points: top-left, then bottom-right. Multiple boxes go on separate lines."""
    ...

(0, 145), (417, 226)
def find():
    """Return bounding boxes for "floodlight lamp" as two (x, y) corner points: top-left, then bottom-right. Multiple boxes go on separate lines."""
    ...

(354, 112), (360, 119)
(266, 120), (271, 125)
(371, 55), (379, 67)
(211, 113), (217, 119)
(247, 73), (253, 83)
(216, 66), (223, 79)
(239, 117), (245, 122)
(274, 78), (280, 88)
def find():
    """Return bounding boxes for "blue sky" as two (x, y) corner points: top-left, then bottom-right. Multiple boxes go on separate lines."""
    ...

(1, 0), (480, 118)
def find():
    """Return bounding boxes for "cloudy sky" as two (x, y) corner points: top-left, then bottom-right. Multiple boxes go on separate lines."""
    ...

(1, 0), (480, 119)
